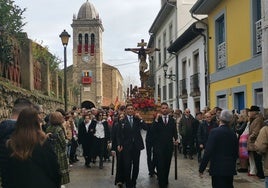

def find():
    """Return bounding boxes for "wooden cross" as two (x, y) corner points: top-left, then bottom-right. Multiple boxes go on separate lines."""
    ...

(125, 39), (160, 88)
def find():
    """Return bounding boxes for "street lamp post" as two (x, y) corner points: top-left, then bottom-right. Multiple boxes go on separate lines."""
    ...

(59, 29), (70, 112)
(163, 62), (176, 81)
(163, 62), (179, 108)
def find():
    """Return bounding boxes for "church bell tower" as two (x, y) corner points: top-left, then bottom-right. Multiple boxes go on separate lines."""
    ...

(71, 0), (104, 108)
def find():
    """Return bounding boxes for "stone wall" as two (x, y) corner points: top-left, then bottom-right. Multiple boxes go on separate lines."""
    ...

(0, 78), (65, 121)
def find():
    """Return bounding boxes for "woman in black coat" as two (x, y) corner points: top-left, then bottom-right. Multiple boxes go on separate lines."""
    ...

(6, 107), (61, 188)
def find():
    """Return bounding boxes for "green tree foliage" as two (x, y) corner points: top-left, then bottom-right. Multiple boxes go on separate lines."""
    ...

(0, 0), (61, 77)
(0, 0), (26, 34)
(0, 0), (26, 64)
(32, 42), (62, 72)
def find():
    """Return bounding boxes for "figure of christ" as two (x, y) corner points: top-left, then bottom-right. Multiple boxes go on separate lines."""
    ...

(125, 39), (159, 88)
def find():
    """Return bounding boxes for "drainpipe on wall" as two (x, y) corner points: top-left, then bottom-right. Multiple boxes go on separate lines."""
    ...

(191, 13), (210, 108)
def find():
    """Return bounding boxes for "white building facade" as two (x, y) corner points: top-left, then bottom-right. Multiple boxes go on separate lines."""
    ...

(168, 22), (208, 113)
(148, 1), (177, 109)
(148, 0), (207, 113)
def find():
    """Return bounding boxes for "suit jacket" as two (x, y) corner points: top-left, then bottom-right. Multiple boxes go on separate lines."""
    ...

(117, 116), (146, 151)
(145, 123), (155, 144)
(199, 124), (238, 176)
(153, 115), (178, 150)
(197, 120), (218, 147)
(78, 120), (96, 145)
(179, 114), (196, 139)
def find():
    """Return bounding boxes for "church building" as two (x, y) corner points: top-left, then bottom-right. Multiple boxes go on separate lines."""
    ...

(68, 0), (123, 109)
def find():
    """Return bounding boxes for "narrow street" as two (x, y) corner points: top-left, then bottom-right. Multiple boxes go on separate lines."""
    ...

(66, 131), (264, 188)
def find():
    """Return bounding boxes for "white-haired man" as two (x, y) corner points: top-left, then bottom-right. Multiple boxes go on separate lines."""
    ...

(199, 110), (238, 188)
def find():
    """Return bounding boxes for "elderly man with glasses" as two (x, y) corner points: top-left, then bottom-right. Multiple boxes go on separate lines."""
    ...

(197, 112), (218, 163)
(179, 108), (198, 159)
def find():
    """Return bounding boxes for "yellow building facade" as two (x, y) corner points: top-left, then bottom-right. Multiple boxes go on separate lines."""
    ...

(191, 0), (263, 111)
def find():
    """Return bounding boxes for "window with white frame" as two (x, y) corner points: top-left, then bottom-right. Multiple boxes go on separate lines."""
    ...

(158, 77), (161, 98)
(163, 85), (167, 100)
(168, 82), (173, 99)
(169, 24), (173, 58)
(169, 23), (173, 45)
(252, 0), (262, 54)
(217, 95), (227, 109)
(193, 50), (200, 74)
(163, 32), (167, 61)
(215, 14), (226, 70)
(158, 38), (161, 67)
(254, 88), (263, 110)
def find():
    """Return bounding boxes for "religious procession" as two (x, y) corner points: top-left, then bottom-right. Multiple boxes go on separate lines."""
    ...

(0, 97), (267, 188)
(0, 37), (266, 188)
(1, 0), (268, 188)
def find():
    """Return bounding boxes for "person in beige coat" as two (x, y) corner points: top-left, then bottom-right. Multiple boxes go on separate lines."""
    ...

(255, 119), (268, 187)
(247, 105), (264, 178)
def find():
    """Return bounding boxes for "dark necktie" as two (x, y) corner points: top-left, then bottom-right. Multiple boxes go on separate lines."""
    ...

(164, 116), (167, 125)
(129, 116), (133, 127)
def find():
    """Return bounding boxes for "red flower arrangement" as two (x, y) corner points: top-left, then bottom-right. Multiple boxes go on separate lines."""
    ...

(130, 97), (156, 112)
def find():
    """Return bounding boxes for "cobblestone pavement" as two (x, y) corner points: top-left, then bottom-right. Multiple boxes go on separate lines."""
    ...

(66, 133), (264, 188)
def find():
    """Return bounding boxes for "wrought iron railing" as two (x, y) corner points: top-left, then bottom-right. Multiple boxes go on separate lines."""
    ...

(217, 42), (226, 69)
(256, 19), (262, 54)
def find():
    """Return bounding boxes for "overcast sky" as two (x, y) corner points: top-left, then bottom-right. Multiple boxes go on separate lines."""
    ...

(14, 0), (161, 86)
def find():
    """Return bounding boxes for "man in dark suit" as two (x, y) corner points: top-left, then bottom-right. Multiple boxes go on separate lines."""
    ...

(78, 113), (96, 168)
(145, 122), (156, 177)
(199, 110), (238, 188)
(153, 102), (178, 188)
(197, 112), (218, 162)
(116, 104), (146, 188)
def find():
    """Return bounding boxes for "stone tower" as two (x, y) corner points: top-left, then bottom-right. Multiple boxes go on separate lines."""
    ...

(71, 0), (104, 109)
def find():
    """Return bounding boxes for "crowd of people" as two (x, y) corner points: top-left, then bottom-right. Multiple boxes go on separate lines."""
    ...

(0, 97), (268, 188)
(172, 105), (267, 188)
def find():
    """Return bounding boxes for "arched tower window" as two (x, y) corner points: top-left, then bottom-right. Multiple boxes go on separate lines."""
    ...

(78, 34), (82, 55)
(85, 34), (89, 53)
(90, 33), (95, 56)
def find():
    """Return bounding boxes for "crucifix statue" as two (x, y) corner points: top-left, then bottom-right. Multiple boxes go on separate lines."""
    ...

(125, 39), (160, 88)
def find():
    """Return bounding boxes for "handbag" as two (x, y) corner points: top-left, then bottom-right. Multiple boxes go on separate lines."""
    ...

(239, 124), (249, 159)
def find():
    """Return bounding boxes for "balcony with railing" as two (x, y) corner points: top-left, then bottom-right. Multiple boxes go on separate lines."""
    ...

(179, 78), (187, 98)
(190, 73), (200, 97)
(256, 19), (262, 54)
(217, 42), (226, 70)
